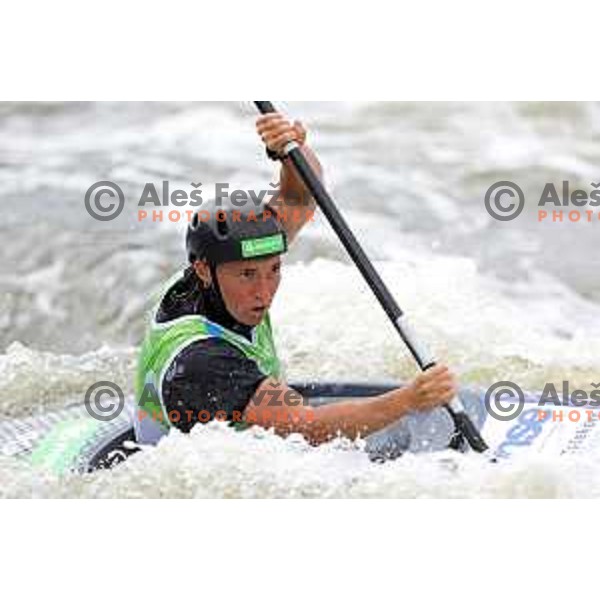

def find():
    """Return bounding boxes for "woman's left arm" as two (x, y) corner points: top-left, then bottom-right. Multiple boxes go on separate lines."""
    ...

(256, 113), (323, 243)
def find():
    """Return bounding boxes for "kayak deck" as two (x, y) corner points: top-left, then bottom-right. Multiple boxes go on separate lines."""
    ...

(0, 382), (485, 474)
(4, 382), (599, 475)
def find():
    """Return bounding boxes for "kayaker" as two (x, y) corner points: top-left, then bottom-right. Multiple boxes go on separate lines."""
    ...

(135, 112), (457, 445)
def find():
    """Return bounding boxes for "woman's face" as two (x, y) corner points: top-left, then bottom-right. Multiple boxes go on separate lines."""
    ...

(195, 255), (282, 326)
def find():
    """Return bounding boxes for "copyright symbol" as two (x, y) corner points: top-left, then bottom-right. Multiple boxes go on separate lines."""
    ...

(84, 381), (125, 422)
(484, 181), (525, 221)
(84, 181), (125, 222)
(484, 381), (525, 421)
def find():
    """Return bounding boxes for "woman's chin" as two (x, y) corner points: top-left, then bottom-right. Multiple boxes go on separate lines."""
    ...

(243, 310), (266, 326)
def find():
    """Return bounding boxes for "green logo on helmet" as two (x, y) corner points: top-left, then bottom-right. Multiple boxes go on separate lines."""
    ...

(241, 234), (285, 259)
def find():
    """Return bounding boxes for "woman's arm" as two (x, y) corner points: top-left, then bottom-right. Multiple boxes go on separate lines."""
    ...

(256, 112), (322, 243)
(243, 365), (457, 445)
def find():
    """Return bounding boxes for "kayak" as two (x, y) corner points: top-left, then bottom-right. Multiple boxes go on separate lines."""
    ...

(1, 382), (598, 475)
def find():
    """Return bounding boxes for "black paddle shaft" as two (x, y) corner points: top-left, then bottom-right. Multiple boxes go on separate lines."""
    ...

(254, 101), (488, 453)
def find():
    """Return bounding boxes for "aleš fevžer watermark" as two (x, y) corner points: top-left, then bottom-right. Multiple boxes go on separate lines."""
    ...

(84, 182), (126, 222)
(84, 180), (314, 222)
(484, 380), (600, 422)
(85, 380), (314, 426)
(84, 381), (126, 421)
(485, 180), (600, 222)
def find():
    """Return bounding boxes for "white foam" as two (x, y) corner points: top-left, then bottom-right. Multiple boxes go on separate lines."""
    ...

(4, 420), (600, 498)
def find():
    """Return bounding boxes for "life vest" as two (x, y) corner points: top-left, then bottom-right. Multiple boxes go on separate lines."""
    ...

(134, 273), (282, 444)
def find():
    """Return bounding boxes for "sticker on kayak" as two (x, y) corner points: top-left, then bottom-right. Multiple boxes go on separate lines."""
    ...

(484, 404), (600, 459)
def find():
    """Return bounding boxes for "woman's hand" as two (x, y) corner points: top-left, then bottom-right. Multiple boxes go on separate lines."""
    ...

(256, 112), (306, 156)
(406, 364), (458, 412)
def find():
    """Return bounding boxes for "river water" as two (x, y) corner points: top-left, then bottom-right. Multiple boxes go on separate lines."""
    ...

(1, 101), (599, 497)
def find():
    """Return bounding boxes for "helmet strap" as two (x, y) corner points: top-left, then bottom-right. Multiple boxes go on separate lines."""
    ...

(201, 262), (253, 340)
